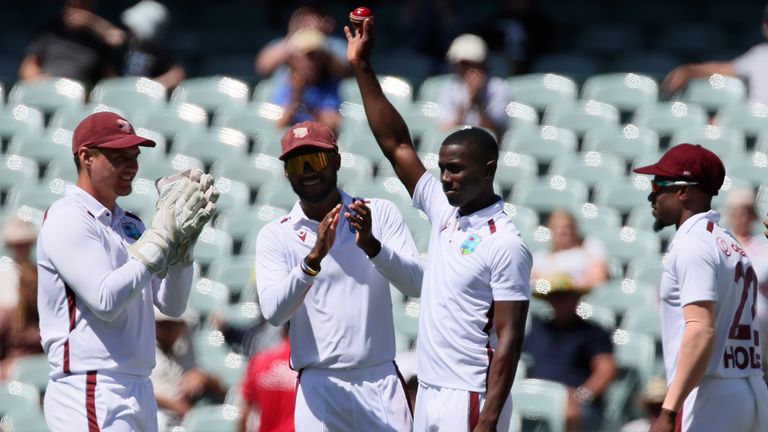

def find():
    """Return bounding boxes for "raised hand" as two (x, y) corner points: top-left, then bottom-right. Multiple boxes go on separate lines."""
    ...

(346, 199), (381, 257)
(306, 204), (342, 271)
(345, 17), (374, 69)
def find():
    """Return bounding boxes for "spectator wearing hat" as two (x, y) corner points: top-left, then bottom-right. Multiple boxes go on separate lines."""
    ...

(151, 307), (225, 428)
(439, 33), (510, 138)
(530, 210), (610, 293)
(120, 0), (186, 90)
(524, 264), (617, 432)
(620, 377), (668, 432)
(663, 3), (768, 104)
(272, 28), (342, 133)
(0, 216), (42, 380)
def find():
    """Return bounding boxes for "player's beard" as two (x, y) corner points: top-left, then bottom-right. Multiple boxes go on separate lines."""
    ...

(291, 173), (338, 204)
(652, 219), (666, 232)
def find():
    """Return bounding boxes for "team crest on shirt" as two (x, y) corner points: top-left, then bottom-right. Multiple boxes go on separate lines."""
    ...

(122, 221), (141, 240)
(297, 228), (308, 242)
(460, 234), (482, 255)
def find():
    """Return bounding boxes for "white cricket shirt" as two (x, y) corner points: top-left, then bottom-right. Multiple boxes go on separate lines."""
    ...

(37, 185), (193, 378)
(660, 210), (763, 381)
(413, 173), (532, 392)
(255, 190), (423, 370)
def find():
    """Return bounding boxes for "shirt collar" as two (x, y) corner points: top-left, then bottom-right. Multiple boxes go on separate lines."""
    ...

(287, 188), (354, 227)
(65, 184), (121, 224)
(677, 209), (720, 234)
(455, 197), (504, 229)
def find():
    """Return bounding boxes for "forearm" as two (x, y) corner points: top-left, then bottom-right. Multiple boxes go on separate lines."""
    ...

(663, 322), (715, 411)
(256, 42), (290, 76)
(369, 243), (423, 297)
(682, 62), (736, 79)
(479, 333), (524, 424)
(154, 65), (186, 90)
(580, 354), (616, 398)
(257, 265), (314, 325)
(154, 262), (194, 317)
(18, 55), (44, 80)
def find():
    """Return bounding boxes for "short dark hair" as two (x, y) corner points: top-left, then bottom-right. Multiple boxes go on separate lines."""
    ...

(441, 127), (499, 164)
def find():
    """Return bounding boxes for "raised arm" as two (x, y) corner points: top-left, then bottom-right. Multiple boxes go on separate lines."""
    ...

(345, 19), (426, 196)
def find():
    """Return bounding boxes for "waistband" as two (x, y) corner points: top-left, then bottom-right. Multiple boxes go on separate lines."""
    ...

(51, 369), (150, 383)
(300, 361), (397, 380)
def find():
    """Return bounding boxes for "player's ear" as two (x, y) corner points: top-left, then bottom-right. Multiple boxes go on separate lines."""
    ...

(332, 151), (341, 171)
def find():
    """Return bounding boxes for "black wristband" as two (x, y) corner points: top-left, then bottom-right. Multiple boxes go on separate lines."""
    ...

(660, 408), (677, 419)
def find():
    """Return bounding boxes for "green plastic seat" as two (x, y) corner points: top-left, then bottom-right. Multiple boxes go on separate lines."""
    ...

(0, 155), (39, 190)
(207, 255), (257, 298)
(338, 152), (375, 187)
(136, 153), (205, 182)
(632, 102), (707, 136)
(507, 73), (577, 111)
(211, 102), (285, 153)
(214, 204), (286, 247)
(530, 52), (601, 82)
(1, 406), (48, 432)
(336, 125), (388, 166)
(216, 301), (261, 332)
(621, 304), (662, 341)
(495, 152), (538, 191)
(573, 203), (622, 237)
(593, 174), (654, 214)
(193, 227), (234, 268)
(547, 151), (625, 190)
(172, 127), (248, 166)
(504, 203), (540, 234)
(715, 102), (768, 137)
(188, 278), (230, 319)
(543, 100), (619, 137)
(582, 124), (659, 163)
(0, 380), (40, 417)
(171, 76), (249, 112)
(501, 126), (578, 165)
(8, 77), (85, 113)
(625, 205), (676, 242)
(393, 299), (420, 344)
(0, 104), (44, 139)
(48, 104), (127, 129)
(181, 404), (240, 432)
(133, 103), (207, 139)
(670, 126), (745, 159)
(511, 378), (568, 432)
(417, 73), (454, 102)
(680, 75), (746, 111)
(512, 176), (589, 215)
(8, 128), (72, 170)
(116, 177), (159, 221)
(724, 152), (768, 187)
(8, 354), (51, 394)
(626, 256), (664, 287)
(254, 177), (299, 209)
(581, 73), (658, 112)
(90, 77), (166, 119)
(251, 76), (277, 102)
(344, 177), (413, 210)
(583, 279), (658, 317)
(210, 177), (251, 215)
(590, 227), (661, 266)
(504, 102), (540, 130)
(340, 75), (413, 112)
(210, 153), (283, 190)
(6, 180), (68, 210)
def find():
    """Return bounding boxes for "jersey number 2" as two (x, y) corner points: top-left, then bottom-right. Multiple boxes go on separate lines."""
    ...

(730, 261), (757, 340)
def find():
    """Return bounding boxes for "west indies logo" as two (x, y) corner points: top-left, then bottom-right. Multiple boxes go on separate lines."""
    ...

(460, 234), (482, 255)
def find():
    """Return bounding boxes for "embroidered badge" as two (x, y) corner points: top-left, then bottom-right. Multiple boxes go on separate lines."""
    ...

(460, 234), (482, 255)
(122, 221), (141, 240)
(297, 228), (307, 242)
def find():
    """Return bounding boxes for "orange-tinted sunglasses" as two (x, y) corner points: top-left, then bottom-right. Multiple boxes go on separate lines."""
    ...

(285, 152), (330, 175)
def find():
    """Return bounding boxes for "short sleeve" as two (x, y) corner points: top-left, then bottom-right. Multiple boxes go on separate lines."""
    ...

(674, 237), (719, 306)
(412, 172), (453, 226)
(488, 234), (532, 301)
(732, 44), (768, 76)
(586, 323), (614, 357)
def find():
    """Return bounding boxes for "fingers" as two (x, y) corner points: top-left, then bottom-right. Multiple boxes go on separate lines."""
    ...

(343, 25), (353, 41)
(362, 17), (373, 36)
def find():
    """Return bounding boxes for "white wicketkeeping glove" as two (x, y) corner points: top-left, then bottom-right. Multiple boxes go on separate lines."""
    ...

(127, 184), (187, 274)
(156, 169), (219, 266)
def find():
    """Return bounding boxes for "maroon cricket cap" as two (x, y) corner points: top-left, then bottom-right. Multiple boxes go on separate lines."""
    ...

(632, 143), (726, 195)
(72, 112), (156, 154)
(279, 121), (337, 160)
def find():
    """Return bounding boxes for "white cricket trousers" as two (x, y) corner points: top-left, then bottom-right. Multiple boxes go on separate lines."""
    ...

(680, 374), (768, 432)
(44, 371), (158, 432)
(413, 382), (513, 432)
(294, 361), (413, 431)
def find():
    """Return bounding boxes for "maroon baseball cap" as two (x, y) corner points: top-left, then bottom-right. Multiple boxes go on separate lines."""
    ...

(72, 112), (156, 154)
(633, 143), (725, 195)
(279, 121), (337, 160)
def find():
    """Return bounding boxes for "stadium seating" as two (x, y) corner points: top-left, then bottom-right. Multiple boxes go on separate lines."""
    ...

(582, 124), (660, 163)
(115, 177), (159, 221)
(583, 279), (658, 319)
(511, 379), (568, 432)
(505, 203), (540, 235)
(210, 177), (251, 215)
(171, 76), (249, 113)
(0, 155), (39, 191)
(625, 256), (664, 287)
(543, 100), (620, 137)
(590, 227), (660, 266)
(670, 126), (745, 158)
(48, 104), (127, 130)
(548, 151), (625, 191)
(572, 203), (621, 237)
(0, 105), (44, 139)
(417, 74), (453, 103)
(611, 51), (681, 80)
(180, 404), (240, 432)
(207, 255), (256, 299)
(506, 74), (578, 111)
(530, 52), (601, 81)
(192, 227), (234, 268)
(593, 174), (653, 214)
(495, 152), (538, 192)
(680, 75), (747, 112)
(171, 127), (249, 166)
(7, 353), (50, 394)
(0, 380), (39, 417)
(716, 102), (768, 137)
(501, 126), (578, 165)
(136, 153), (205, 182)
(1, 407), (48, 432)
(724, 152), (768, 187)
(512, 176), (589, 215)
(188, 277), (230, 319)
(255, 177), (299, 209)
(132, 103), (207, 140)
(337, 152), (375, 186)
(632, 102), (708, 137)
(340, 75), (413, 112)
(90, 77), (166, 120)
(581, 73), (658, 113)
(8, 77), (85, 113)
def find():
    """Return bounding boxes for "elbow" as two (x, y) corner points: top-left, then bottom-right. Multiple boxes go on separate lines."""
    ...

(259, 303), (287, 327)
(90, 304), (122, 322)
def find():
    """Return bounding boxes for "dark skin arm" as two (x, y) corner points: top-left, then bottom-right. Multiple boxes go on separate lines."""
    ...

(475, 300), (529, 431)
(346, 18), (426, 197)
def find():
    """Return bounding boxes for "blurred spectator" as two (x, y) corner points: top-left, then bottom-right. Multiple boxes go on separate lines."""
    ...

(620, 377), (668, 432)
(491, 0), (550, 75)
(255, 5), (349, 79)
(0, 218), (41, 380)
(439, 34), (510, 138)
(523, 280), (617, 432)
(120, 0), (186, 89)
(531, 210), (610, 291)
(723, 187), (768, 367)
(151, 307), (226, 428)
(239, 324), (295, 432)
(272, 28), (341, 132)
(0, 217), (37, 309)
(663, 3), (768, 104)
(404, 0), (461, 63)
(18, 0), (124, 84)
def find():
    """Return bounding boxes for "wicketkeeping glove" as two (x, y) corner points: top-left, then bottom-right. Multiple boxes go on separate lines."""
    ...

(127, 184), (186, 274)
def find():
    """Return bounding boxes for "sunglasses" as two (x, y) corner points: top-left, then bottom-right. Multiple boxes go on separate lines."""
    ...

(651, 180), (699, 193)
(285, 152), (330, 175)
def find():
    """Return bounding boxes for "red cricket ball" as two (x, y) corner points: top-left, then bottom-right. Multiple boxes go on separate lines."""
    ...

(349, 6), (373, 24)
